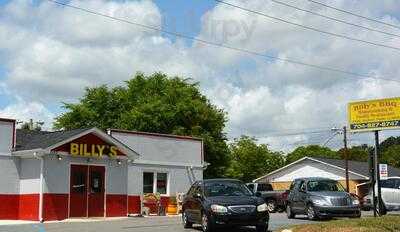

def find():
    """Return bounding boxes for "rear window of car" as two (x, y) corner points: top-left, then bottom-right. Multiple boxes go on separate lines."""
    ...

(204, 181), (253, 197)
(258, 184), (273, 191)
(381, 179), (396, 189)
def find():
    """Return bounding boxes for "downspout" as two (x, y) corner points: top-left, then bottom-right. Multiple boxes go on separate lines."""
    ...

(34, 152), (44, 223)
(39, 156), (44, 222)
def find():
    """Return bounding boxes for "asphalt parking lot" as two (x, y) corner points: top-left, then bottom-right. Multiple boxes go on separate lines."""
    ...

(0, 211), (396, 232)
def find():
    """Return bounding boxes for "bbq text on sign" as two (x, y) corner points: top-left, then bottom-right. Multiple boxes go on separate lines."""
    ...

(348, 97), (400, 132)
(70, 143), (118, 158)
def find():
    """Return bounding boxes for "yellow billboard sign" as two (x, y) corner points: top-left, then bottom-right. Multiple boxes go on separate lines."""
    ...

(348, 97), (400, 132)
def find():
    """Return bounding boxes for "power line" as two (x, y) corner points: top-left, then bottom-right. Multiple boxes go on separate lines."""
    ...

(269, 0), (400, 39)
(45, 0), (400, 84)
(308, 0), (400, 30)
(228, 128), (332, 140)
(255, 129), (330, 138)
(214, 0), (400, 52)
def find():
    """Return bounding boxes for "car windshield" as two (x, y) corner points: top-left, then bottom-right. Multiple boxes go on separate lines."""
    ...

(204, 181), (253, 197)
(307, 180), (345, 192)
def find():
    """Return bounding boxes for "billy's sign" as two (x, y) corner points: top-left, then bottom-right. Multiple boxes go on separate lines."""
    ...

(70, 143), (118, 158)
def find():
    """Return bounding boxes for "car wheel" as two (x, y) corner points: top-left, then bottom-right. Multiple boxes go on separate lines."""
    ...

(256, 225), (268, 232)
(286, 204), (295, 219)
(201, 213), (214, 232)
(182, 210), (192, 228)
(267, 199), (277, 213)
(306, 204), (319, 221)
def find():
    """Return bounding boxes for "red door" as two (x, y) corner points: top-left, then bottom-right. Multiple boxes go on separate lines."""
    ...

(88, 166), (105, 217)
(69, 165), (88, 217)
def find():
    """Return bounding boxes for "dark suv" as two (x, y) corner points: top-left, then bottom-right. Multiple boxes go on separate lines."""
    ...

(182, 179), (269, 232)
(286, 177), (361, 220)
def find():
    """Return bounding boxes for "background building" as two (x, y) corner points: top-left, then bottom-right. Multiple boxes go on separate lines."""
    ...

(254, 156), (400, 197)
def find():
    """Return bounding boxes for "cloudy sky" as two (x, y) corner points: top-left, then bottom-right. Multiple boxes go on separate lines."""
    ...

(1, 0), (400, 152)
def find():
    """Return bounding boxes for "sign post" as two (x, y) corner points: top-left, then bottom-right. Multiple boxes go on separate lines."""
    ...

(374, 131), (383, 216)
(348, 97), (400, 217)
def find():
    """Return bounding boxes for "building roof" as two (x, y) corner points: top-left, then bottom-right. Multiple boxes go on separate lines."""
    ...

(15, 128), (89, 151)
(254, 156), (400, 182)
(312, 157), (400, 178)
(14, 128), (141, 159)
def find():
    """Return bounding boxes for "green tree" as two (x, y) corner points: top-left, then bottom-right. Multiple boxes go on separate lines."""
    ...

(54, 72), (230, 178)
(381, 145), (400, 168)
(226, 136), (285, 182)
(380, 136), (400, 154)
(286, 145), (339, 164)
(337, 144), (371, 162)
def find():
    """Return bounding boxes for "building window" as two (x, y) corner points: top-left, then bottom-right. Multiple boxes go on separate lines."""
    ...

(143, 172), (154, 194)
(143, 172), (168, 194)
(157, 173), (168, 194)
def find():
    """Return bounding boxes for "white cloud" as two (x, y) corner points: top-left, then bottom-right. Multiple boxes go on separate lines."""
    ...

(1, 0), (400, 151)
(0, 97), (55, 130)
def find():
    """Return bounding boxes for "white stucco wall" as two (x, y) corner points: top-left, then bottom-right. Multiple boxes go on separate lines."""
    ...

(111, 131), (203, 167)
(0, 120), (14, 155)
(0, 156), (20, 194)
(43, 155), (128, 195)
(19, 158), (41, 194)
(128, 163), (202, 196)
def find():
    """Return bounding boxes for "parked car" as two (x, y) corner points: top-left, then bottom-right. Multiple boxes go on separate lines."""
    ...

(182, 179), (269, 232)
(286, 177), (361, 220)
(246, 182), (288, 213)
(363, 177), (400, 212)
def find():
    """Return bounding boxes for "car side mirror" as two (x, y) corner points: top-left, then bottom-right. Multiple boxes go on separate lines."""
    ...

(255, 192), (262, 197)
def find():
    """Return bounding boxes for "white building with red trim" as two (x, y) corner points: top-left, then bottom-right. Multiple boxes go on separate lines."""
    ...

(0, 118), (204, 221)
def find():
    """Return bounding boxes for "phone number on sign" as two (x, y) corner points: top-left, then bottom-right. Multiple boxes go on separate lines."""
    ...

(351, 120), (400, 130)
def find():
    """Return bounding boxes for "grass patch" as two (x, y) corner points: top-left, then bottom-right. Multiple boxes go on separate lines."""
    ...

(282, 215), (400, 232)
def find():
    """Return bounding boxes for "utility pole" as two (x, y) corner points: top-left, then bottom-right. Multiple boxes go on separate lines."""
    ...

(374, 131), (383, 216)
(343, 126), (350, 192)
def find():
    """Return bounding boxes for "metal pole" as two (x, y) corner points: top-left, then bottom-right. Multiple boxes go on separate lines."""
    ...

(343, 126), (350, 192)
(369, 148), (376, 217)
(374, 130), (383, 216)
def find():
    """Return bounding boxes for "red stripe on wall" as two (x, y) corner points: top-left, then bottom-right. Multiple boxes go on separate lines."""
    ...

(19, 194), (39, 220)
(0, 194), (19, 220)
(142, 196), (170, 215)
(127, 196), (141, 215)
(43, 194), (69, 221)
(106, 194), (127, 217)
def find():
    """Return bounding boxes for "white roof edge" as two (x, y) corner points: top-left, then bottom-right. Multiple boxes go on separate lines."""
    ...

(253, 156), (310, 182)
(133, 159), (203, 168)
(12, 148), (45, 156)
(253, 156), (369, 182)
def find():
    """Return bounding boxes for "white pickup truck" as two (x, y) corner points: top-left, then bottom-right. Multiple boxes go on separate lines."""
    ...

(363, 177), (400, 213)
